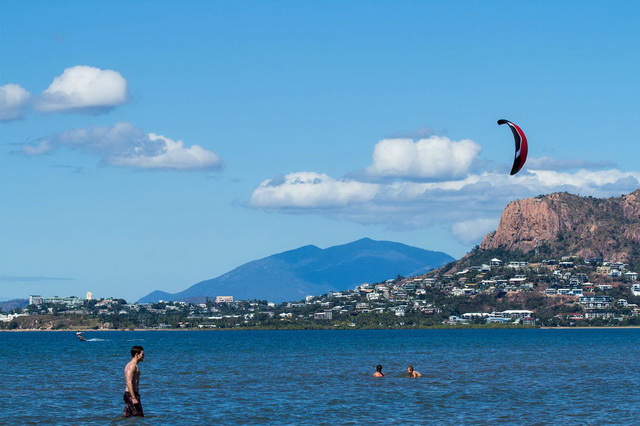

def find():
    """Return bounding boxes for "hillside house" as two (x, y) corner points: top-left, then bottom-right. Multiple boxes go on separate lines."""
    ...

(609, 262), (627, 271)
(390, 306), (406, 317)
(509, 276), (528, 285)
(508, 261), (528, 269)
(501, 310), (534, 319)
(313, 311), (332, 320)
(584, 310), (616, 319)
(609, 269), (622, 278)
(462, 312), (490, 320)
(575, 273), (589, 282)
(366, 292), (381, 301)
(47, 296), (84, 308)
(557, 288), (582, 296)
(29, 295), (44, 306)
(423, 278), (437, 286)
(487, 316), (511, 324)
(579, 296), (613, 309)
(403, 283), (418, 292)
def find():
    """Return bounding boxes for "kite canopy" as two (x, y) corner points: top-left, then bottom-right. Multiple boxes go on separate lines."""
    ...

(498, 119), (528, 175)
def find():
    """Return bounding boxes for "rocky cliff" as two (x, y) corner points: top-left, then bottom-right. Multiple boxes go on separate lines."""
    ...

(479, 189), (640, 262)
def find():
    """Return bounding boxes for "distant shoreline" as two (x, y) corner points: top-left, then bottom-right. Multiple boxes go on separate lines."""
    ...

(539, 326), (640, 330)
(4, 325), (640, 332)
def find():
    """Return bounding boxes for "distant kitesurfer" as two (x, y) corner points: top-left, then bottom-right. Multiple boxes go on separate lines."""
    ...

(406, 365), (422, 377)
(76, 331), (86, 341)
(373, 365), (385, 377)
(123, 346), (145, 417)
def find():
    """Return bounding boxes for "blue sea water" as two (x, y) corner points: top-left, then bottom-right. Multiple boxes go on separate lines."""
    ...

(1, 329), (639, 425)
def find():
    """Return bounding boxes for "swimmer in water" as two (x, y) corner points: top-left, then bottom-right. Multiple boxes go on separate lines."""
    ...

(373, 365), (385, 377)
(406, 365), (422, 377)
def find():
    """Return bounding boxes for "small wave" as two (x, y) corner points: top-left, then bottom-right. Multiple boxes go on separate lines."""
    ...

(86, 338), (108, 342)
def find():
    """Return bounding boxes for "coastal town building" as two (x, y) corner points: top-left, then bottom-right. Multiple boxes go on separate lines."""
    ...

(3, 253), (640, 330)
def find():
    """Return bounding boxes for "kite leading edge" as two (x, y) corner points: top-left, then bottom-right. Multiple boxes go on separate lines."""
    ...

(498, 119), (528, 175)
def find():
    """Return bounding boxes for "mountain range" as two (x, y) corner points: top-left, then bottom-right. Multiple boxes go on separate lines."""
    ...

(139, 189), (640, 304)
(138, 238), (454, 303)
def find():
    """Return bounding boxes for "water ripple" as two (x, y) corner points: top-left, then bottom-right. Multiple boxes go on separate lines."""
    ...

(1, 329), (640, 424)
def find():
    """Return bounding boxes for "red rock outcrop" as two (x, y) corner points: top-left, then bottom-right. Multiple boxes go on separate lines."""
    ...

(480, 189), (640, 262)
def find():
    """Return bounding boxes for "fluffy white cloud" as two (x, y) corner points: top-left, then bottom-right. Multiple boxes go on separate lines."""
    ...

(22, 122), (222, 171)
(527, 169), (640, 194)
(249, 130), (640, 245)
(251, 172), (379, 208)
(0, 84), (31, 121)
(365, 136), (481, 180)
(36, 66), (128, 113)
(250, 168), (640, 230)
(110, 133), (222, 171)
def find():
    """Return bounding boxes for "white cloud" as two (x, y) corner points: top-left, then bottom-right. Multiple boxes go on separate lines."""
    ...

(365, 136), (481, 180)
(22, 122), (222, 171)
(0, 84), (31, 121)
(250, 168), (640, 230)
(527, 169), (640, 194)
(249, 130), (640, 245)
(22, 140), (53, 155)
(110, 133), (222, 171)
(251, 172), (379, 208)
(36, 65), (128, 113)
(451, 218), (500, 245)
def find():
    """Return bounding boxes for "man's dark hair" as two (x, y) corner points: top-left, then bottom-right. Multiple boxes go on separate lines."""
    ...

(131, 346), (144, 358)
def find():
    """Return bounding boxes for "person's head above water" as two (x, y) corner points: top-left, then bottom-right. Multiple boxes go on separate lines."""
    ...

(131, 346), (144, 360)
(373, 364), (385, 377)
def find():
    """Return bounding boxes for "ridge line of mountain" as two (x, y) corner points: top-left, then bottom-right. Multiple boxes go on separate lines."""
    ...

(138, 238), (455, 304)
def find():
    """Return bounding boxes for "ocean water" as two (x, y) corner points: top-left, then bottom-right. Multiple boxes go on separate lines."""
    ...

(1, 329), (639, 425)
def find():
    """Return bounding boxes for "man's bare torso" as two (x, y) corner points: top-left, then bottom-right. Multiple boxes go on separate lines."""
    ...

(124, 361), (140, 394)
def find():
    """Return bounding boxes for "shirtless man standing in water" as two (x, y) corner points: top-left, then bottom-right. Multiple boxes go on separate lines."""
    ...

(123, 346), (145, 417)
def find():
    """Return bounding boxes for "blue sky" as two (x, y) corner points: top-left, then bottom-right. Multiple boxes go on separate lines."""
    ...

(2, 0), (639, 302)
